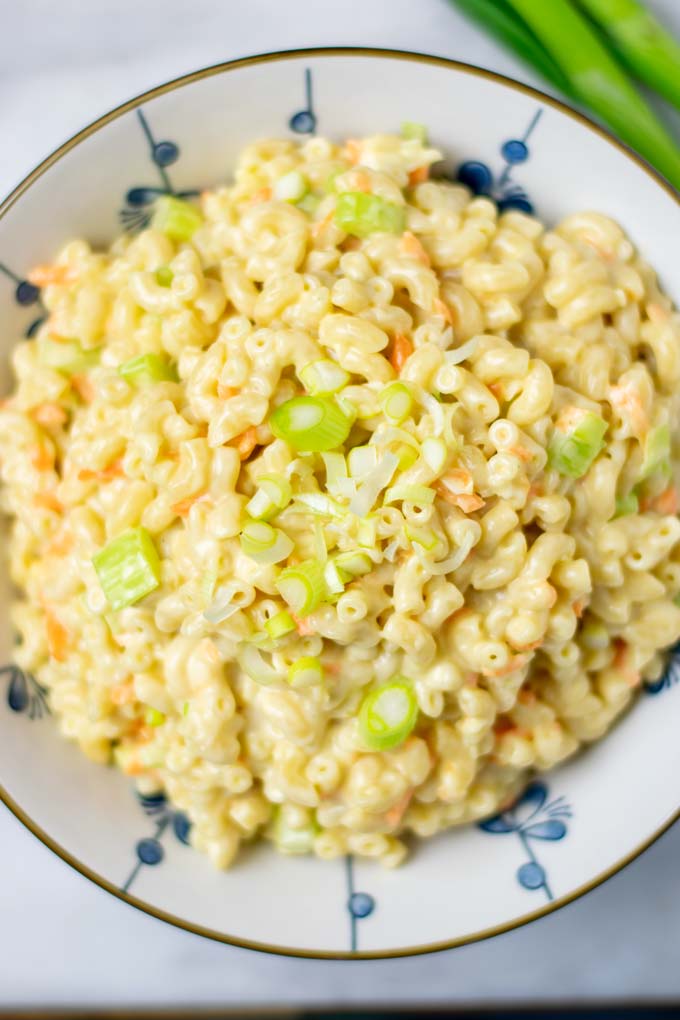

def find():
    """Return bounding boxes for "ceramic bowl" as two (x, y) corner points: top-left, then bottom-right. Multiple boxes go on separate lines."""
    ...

(1, 48), (679, 959)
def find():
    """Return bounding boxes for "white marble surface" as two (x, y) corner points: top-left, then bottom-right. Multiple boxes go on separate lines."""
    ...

(2, 0), (680, 1008)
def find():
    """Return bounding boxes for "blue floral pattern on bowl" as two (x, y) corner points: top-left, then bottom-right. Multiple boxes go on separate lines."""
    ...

(479, 781), (571, 901)
(0, 262), (47, 338)
(122, 791), (191, 894)
(457, 109), (543, 214)
(2, 665), (49, 718)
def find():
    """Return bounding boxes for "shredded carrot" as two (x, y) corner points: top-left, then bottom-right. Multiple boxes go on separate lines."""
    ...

(572, 599), (586, 619)
(71, 374), (95, 403)
(438, 469), (473, 495)
(291, 613), (315, 637)
(31, 445), (54, 472)
(648, 485), (679, 515)
(32, 403), (68, 428)
(250, 186), (272, 203)
(110, 681), (136, 706)
(510, 445), (533, 463)
(433, 298), (453, 324)
(512, 639), (542, 653)
(123, 760), (145, 776)
(229, 425), (259, 461)
(389, 333), (414, 374)
(34, 491), (63, 513)
(527, 483), (543, 499)
(45, 530), (73, 556)
(385, 789), (414, 828)
(612, 639), (640, 688)
(435, 480), (484, 514)
(45, 608), (69, 662)
(171, 492), (209, 517)
(27, 264), (76, 287)
(518, 689), (537, 706)
(400, 231), (430, 265)
(408, 166), (429, 186)
(488, 382), (504, 399)
(345, 139), (362, 165)
(352, 170), (372, 193)
(608, 383), (648, 437)
(484, 654), (528, 679)
(311, 209), (335, 239)
(217, 384), (239, 400)
(78, 458), (125, 483)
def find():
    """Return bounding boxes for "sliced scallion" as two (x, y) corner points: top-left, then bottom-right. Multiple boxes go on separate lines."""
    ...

(358, 677), (419, 751)
(245, 474), (292, 521)
(270, 396), (352, 452)
(381, 382), (414, 424)
(299, 359), (350, 395)
(264, 609), (297, 640)
(152, 195), (203, 241)
(548, 409), (607, 478)
(273, 170), (309, 203)
(288, 656), (324, 688)
(92, 528), (161, 611)
(335, 192), (406, 238)
(276, 560), (327, 616)
(240, 520), (294, 564)
(118, 353), (178, 385)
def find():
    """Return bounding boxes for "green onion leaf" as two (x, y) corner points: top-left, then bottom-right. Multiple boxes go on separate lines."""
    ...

(276, 560), (327, 616)
(118, 353), (178, 386)
(548, 409), (607, 478)
(384, 484), (435, 506)
(640, 423), (671, 480)
(294, 492), (346, 518)
(381, 382), (414, 424)
(299, 358), (350, 395)
(614, 491), (639, 517)
(93, 528), (161, 611)
(335, 192), (406, 238)
(323, 560), (346, 596)
(240, 520), (294, 564)
(334, 550), (373, 580)
(270, 396), (352, 452)
(264, 609), (297, 640)
(288, 655), (324, 688)
(358, 677), (419, 751)
(401, 121), (428, 143)
(245, 474), (292, 521)
(273, 170), (309, 202)
(151, 195), (203, 241)
(38, 337), (101, 375)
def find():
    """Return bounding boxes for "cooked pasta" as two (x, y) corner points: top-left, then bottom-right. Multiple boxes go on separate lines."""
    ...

(2, 129), (680, 869)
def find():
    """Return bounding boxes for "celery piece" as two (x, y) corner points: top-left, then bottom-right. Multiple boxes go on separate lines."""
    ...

(335, 192), (406, 238)
(118, 353), (178, 386)
(401, 121), (428, 144)
(152, 195), (203, 241)
(640, 423), (670, 480)
(614, 491), (639, 517)
(93, 528), (161, 611)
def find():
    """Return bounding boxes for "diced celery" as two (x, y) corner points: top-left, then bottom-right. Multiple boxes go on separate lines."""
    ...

(93, 528), (161, 611)
(155, 266), (174, 287)
(614, 491), (639, 517)
(401, 121), (428, 143)
(151, 195), (203, 242)
(549, 409), (608, 478)
(335, 192), (406, 238)
(264, 610), (296, 640)
(118, 353), (178, 385)
(640, 423), (671, 480)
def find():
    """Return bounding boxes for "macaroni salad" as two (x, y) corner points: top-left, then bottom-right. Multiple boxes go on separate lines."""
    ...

(2, 129), (680, 868)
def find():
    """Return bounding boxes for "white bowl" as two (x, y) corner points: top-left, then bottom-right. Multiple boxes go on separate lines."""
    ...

(1, 48), (679, 960)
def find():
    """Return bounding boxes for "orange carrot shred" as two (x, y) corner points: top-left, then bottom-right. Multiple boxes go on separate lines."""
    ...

(400, 231), (430, 265)
(45, 531), (73, 557)
(35, 491), (63, 513)
(110, 681), (136, 706)
(651, 485), (679, 515)
(229, 425), (260, 461)
(250, 187), (272, 204)
(32, 403), (68, 428)
(171, 492), (209, 517)
(218, 384), (239, 400)
(408, 166), (429, 186)
(345, 139), (362, 165)
(385, 789), (414, 828)
(45, 608), (69, 662)
(291, 613), (315, 637)
(71, 374), (95, 403)
(78, 458), (125, 483)
(27, 264), (76, 287)
(510, 445), (534, 463)
(389, 333), (414, 375)
(433, 298), (453, 324)
(31, 446), (54, 472)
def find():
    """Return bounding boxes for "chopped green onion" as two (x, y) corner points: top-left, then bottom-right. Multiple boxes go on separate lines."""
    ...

(296, 192), (321, 215)
(381, 382), (414, 424)
(385, 484), (435, 506)
(272, 807), (318, 854)
(506, 0), (680, 192)
(404, 524), (441, 552)
(294, 492), (346, 518)
(335, 192), (406, 238)
(323, 560), (346, 596)
(38, 337), (101, 375)
(640, 423), (670, 480)
(348, 444), (379, 479)
(245, 474), (292, 520)
(349, 452), (399, 517)
(288, 656), (324, 688)
(151, 195), (203, 241)
(264, 609), (297, 640)
(422, 436), (447, 474)
(145, 707), (165, 727)
(155, 266), (174, 287)
(321, 451), (354, 499)
(240, 520), (294, 564)
(119, 353), (178, 385)
(548, 409), (607, 478)
(574, 0), (680, 113)
(93, 527), (161, 611)
(299, 359), (350, 395)
(614, 491), (639, 517)
(270, 396), (352, 452)
(395, 443), (419, 470)
(358, 677), (419, 751)
(357, 518), (378, 547)
(581, 620), (610, 651)
(273, 170), (309, 202)
(313, 518), (328, 565)
(238, 644), (282, 686)
(334, 550), (373, 580)
(276, 560), (327, 616)
(401, 121), (428, 143)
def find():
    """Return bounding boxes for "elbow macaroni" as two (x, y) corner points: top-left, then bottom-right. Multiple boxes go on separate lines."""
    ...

(2, 132), (680, 870)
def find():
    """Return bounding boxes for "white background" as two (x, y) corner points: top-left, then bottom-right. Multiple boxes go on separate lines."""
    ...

(2, 0), (680, 1008)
